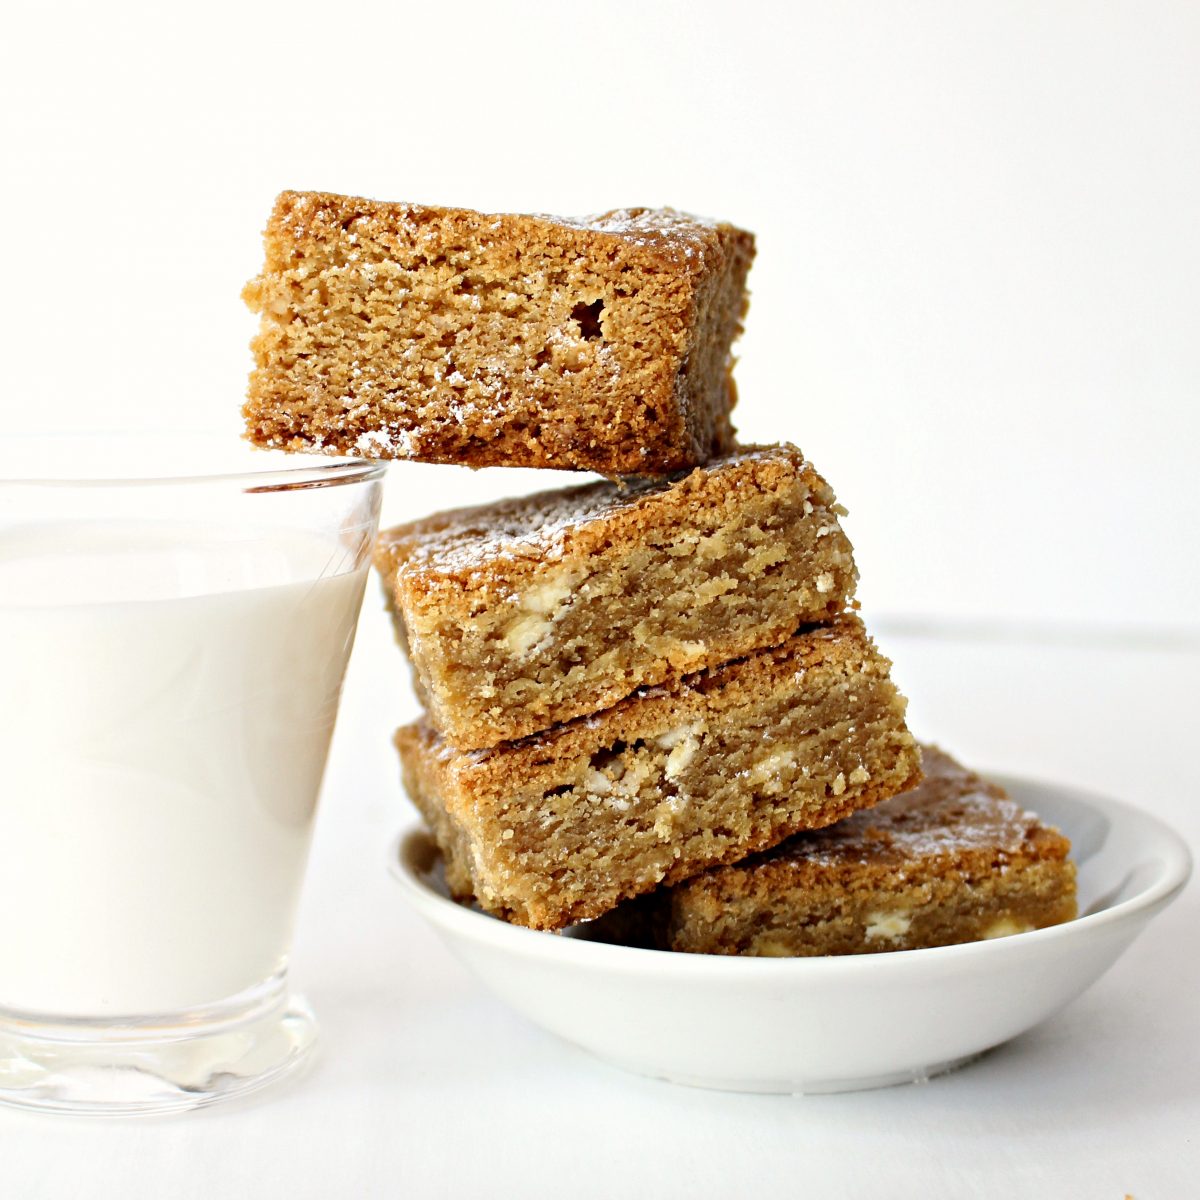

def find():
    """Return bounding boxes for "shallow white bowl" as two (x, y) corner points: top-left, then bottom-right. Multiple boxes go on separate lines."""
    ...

(390, 775), (1191, 1094)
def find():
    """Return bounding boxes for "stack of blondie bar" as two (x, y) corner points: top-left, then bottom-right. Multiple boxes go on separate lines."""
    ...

(244, 191), (1075, 952)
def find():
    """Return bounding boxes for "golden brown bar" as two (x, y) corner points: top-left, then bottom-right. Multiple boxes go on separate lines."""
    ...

(659, 746), (1076, 955)
(243, 191), (754, 474)
(396, 615), (919, 930)
(375, 444), (857, 750)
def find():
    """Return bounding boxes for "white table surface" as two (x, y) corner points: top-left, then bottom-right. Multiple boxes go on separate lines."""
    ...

(4, 603), (1197, 1199)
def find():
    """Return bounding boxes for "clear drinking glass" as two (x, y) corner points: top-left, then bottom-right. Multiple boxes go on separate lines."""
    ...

(0, 434), (385, 1115)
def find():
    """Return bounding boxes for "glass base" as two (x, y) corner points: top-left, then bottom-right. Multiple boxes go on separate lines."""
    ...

(0, 975), (317, 1116)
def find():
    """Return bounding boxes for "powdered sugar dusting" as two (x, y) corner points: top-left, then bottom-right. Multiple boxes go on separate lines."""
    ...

(354, 427), (414, 457)
(553, 207), (722, 264)
(761, 746), (1053, 869)
(377, 444), (807, 572)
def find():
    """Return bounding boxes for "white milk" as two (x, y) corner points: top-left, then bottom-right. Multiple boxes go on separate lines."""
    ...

(0, 522), (368, 1017)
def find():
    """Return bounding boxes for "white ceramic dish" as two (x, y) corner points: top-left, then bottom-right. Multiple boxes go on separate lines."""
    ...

(390, 774), (1191, 1094)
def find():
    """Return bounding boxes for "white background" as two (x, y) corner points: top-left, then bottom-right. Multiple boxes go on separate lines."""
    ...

(1, 2), (1198, 1196)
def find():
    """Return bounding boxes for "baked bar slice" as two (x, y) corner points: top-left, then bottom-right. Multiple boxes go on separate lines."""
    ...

(243, 191), (755, 474)
(396, 614), (919, 930)
(659, 745), (1077, 955)
(375, 444), (857, 750)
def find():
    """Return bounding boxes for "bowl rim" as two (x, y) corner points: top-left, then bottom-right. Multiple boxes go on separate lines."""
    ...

(388, 772), (1192, 975)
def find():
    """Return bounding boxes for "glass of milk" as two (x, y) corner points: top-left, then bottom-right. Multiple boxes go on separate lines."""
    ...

(0, 434), (385, 1115)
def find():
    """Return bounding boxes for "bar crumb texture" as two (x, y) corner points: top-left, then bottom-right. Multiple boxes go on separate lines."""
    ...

(661, 745), (1077, 956)
(243, 191), (755, 474)
(376, 444), (857, 749)
(395, 615), (919, 930)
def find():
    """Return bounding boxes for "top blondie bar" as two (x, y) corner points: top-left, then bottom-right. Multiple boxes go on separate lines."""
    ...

(243, 192), (755, 475)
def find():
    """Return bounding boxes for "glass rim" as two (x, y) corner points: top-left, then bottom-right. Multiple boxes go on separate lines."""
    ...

(0, 431), (389, 490)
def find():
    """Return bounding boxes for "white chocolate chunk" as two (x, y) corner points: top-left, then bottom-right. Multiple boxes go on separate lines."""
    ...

(502, 568), (584, 654)
(864, 911), (912, 941)
(502, 611), (552, 655)
(748, 747), (796, 789)
(749, 937), (796, 957)
(983, 917), (1034, 940)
